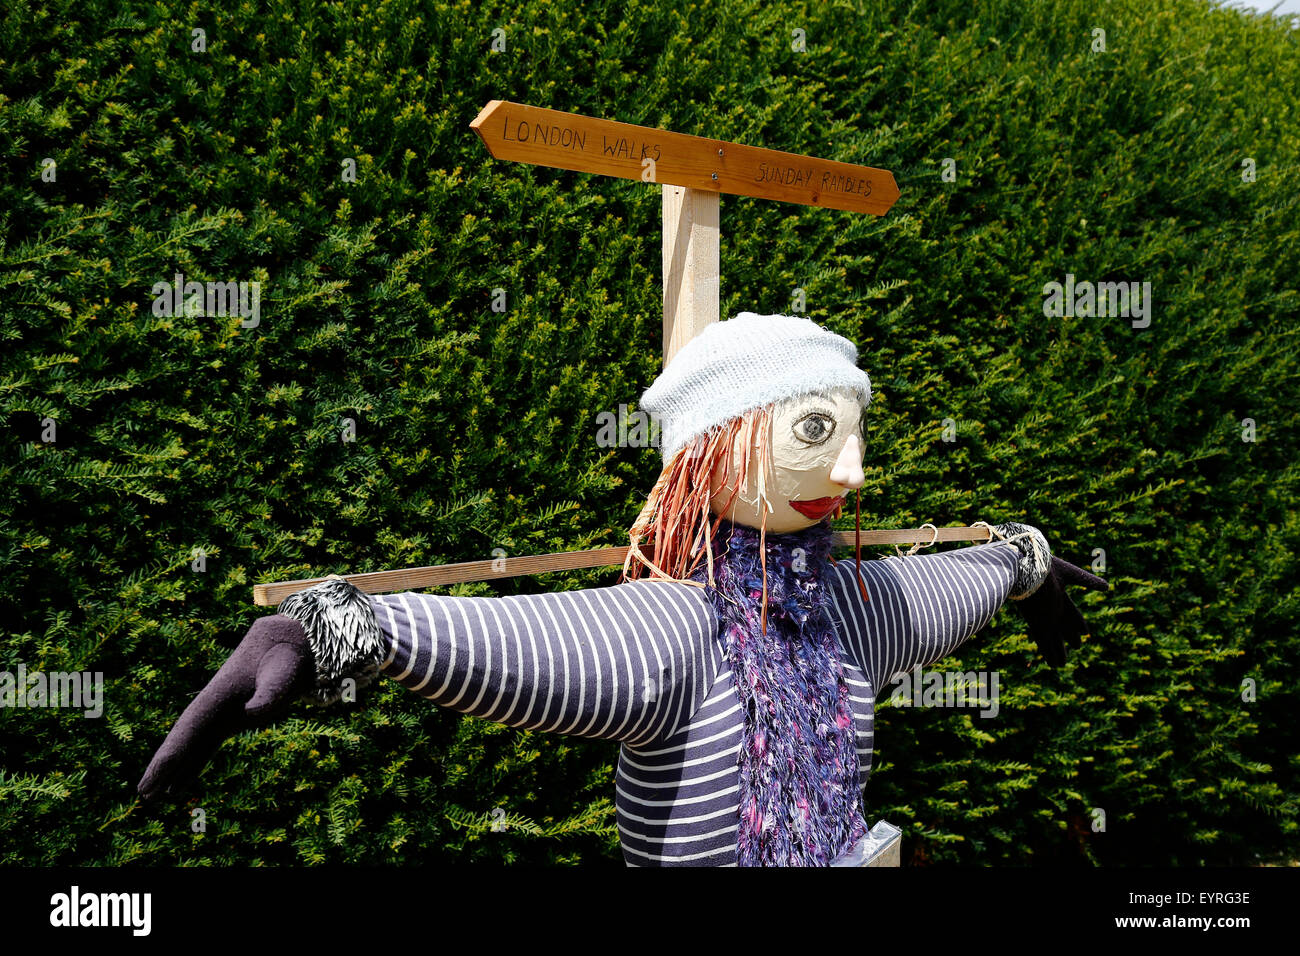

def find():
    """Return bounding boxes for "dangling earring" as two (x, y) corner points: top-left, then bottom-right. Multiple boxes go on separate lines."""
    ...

(759, 508), (769, 635)
(854, 488), (869, 603)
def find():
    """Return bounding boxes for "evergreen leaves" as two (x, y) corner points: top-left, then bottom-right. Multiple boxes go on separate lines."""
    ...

(0, 0), (1296, 865)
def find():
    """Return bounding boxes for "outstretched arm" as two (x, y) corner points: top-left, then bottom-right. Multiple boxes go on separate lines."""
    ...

(139, 577), (721, 800)
(365, 581), (721, 747)
(826, 538), (1023, 690)
(826, 523), (1076, 690)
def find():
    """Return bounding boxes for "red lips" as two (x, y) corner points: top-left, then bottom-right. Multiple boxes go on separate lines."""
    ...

(789, 496), (844, 520)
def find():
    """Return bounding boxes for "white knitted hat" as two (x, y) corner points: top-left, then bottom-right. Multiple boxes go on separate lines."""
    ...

(640, 312), (872, 461)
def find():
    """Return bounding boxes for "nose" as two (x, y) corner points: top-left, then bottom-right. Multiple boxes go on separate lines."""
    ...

(829, 433), (865, 489)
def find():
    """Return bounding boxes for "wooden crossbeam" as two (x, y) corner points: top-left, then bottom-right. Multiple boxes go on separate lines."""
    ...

(252, 526), (991, 606)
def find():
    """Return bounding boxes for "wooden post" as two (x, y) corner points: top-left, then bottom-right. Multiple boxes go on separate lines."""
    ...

(662, 185), (720, 367)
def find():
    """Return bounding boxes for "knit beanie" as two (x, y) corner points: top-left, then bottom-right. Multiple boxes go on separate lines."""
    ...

(640, 312), (872, 461)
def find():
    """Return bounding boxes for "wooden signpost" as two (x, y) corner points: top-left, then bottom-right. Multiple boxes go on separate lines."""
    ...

(470, 100), (898, 365)
(252, 102), (987, 607)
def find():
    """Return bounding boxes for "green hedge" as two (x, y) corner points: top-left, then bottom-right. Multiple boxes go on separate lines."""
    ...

(1, 0), (1296, 865)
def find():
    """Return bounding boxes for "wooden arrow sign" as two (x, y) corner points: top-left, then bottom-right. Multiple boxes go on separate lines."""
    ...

(471, 100), (900, 216)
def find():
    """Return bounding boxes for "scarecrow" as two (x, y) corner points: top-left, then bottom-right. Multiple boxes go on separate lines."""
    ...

(139, 312), (1108, 866)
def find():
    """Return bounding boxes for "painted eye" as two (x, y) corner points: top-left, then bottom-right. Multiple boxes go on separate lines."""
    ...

(793, 413), (835, 444)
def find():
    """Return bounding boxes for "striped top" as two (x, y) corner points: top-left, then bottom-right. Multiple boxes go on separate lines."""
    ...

(367, 541), (1021, 866)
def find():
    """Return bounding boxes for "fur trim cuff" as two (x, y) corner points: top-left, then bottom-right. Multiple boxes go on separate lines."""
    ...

(995, 522), (1053, 600)
(276, 578), (387, 704)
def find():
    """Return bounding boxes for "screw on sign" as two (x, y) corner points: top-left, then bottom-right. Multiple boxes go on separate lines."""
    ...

(138, 104), (1108, 867)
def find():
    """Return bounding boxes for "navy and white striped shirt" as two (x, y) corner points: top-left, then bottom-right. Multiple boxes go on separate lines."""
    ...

(367, 541), (1021, 866)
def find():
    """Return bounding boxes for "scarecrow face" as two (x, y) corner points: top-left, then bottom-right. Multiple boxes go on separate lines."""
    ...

(708, 387), (866, 533)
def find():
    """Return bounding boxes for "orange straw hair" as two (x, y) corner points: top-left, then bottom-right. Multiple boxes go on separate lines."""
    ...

(622, 404), (774, 592)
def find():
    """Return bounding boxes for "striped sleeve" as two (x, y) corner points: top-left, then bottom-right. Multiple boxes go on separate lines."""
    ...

(825, 541), (1020, 690)
(366, 580), (719, 748)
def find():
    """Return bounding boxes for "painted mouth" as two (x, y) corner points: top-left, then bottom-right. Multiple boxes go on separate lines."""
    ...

(788, 496), (845, 520)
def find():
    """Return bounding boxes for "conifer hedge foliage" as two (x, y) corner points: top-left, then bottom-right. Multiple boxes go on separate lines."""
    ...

(1, 0), (1296, 866)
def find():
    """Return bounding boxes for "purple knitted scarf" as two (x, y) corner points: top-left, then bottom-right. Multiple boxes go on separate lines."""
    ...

(692, 519), (869, 866)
